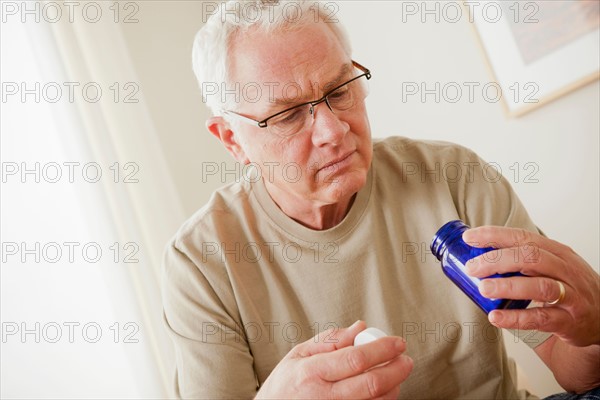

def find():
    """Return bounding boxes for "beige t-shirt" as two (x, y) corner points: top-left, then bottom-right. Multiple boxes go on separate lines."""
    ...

(162, 136), (551, 399)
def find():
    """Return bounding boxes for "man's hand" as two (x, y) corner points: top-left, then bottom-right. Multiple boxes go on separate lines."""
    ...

(463, 226), (600, 347)
(255, 320), (413, 399)
(463, 226), (600, 392)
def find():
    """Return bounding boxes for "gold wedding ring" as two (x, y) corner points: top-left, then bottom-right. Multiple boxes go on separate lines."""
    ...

(546, 280), (566, 305)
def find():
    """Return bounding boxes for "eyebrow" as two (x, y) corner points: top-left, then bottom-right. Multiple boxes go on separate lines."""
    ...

(269, 62), (353, 107)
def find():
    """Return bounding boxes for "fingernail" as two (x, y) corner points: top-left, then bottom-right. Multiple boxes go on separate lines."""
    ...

(350, 320), (361, 329)
(479, 280), (495, 296)
(395, 338), (405, 351)
(489, 311), (503, 325)
(466, 258), (479, 273)
(402, 355), (414, 368)
(462, 229), (475, 241)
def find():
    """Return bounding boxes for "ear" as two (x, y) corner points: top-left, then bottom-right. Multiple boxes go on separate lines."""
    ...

(206, 116), (250, 164)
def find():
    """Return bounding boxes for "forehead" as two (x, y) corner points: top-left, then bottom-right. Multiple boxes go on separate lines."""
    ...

(228, 22), (351, 94)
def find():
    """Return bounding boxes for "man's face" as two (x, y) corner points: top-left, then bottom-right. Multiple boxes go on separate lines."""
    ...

(222, 21), (373, 210)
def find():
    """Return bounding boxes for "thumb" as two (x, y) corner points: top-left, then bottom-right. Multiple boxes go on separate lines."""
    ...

(292, 320), (367, 358)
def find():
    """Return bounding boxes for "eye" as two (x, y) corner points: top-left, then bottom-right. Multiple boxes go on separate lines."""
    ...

(329, 87), (350, 100)
(277, 108), (304, 124)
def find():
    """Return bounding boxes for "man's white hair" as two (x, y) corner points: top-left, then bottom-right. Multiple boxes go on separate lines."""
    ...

(192, 0), (352, 116)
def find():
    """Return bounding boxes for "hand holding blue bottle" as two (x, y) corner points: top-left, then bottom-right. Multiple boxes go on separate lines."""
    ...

(431, 220), (531, 314)
(462, 226), (600, 348)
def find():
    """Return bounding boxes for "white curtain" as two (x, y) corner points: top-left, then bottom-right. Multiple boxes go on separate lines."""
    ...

(2, 2), (183, 397)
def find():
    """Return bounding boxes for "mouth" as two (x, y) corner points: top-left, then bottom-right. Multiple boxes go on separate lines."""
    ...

(318, 151), (356, 173)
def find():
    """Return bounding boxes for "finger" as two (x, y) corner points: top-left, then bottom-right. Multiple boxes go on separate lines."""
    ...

(466, 247), (565, 280)
(311, 336), (406, 381)
(478, 276), (573, 305)
(293, 320), (367, 358)
(487, 307), (573, 335)
(462, 226), (573, 260)
(330, 354), (413, 399)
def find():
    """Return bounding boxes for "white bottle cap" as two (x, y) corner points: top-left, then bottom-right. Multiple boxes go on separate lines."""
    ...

(353, 327), (388, 346)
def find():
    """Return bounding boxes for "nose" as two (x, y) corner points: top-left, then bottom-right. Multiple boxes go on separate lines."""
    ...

(310, 102), (350, 148)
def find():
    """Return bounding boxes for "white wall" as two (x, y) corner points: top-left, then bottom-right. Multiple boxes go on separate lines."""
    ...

(120, 1), (229, 217)
(119, 1), (598, 397)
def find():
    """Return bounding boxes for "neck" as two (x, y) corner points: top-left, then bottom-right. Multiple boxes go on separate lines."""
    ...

(263, 183), (356, 230)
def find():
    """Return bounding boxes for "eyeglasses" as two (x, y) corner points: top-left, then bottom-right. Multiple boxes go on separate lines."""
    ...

(222, 60), (371, 138)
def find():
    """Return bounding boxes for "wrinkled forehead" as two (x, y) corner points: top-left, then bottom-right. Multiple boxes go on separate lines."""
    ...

(227, 21), (352, 107)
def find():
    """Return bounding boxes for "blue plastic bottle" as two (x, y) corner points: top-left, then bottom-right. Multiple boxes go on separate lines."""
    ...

(430, 220), (531, 314)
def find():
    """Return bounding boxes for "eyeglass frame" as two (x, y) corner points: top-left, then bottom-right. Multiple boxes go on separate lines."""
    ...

(221, 60), (371, 132)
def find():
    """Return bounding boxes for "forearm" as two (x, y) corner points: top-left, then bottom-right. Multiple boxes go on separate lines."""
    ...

(535, 335), (600, 393)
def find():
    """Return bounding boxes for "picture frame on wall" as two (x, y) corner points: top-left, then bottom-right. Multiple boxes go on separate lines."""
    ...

(468, 0), (600, 117)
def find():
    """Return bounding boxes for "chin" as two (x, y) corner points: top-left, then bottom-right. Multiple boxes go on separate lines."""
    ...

(321, 169), (368, 203)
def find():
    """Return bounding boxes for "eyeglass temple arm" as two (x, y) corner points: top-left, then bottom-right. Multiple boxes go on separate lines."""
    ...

(222, 110), (267, 128)
(352, 60), (371, 80)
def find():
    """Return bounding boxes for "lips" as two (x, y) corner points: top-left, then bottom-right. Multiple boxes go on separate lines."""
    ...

(318, 150), (355, 172)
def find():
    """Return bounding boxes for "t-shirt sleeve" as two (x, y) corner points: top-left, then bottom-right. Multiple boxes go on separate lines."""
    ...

(456, 149), (552, 349)
(161, 240), (258, 399)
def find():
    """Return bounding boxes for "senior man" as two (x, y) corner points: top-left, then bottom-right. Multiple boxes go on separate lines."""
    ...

(162, 1), (600, 398)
